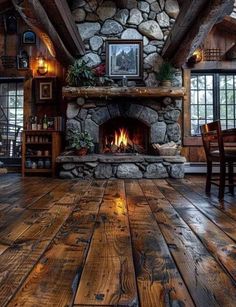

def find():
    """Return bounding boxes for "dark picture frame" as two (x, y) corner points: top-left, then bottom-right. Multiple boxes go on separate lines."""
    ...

(34, 77), (56, 104)
(22, 30), (36, 44)
(106, 39), (143, 79)
(17, 51), (29, 70)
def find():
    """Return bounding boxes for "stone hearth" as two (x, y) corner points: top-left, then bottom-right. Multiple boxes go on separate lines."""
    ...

(57, 154), (186, 179)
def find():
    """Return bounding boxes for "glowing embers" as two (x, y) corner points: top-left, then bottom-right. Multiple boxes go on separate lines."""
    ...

(103, 127), (144, 154)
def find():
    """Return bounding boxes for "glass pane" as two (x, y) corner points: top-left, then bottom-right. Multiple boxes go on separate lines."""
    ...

(227, 120), (235, 129)
(9, 96), (16, 107)
(191, 91), (198, 104)
(191, 105), (198, 118)
(220, 105), (226, 119)
(17, 83), (23, 94)
(220, 76), (226, 89)
(0, 83), (8, 95)
(8, 83), (16, 93)
(226, 75), (234, 89)
(199, 105), (206, 119)
(221, 120), (227, 130)
(206, 91), (213, 104)
(198, 76), (206, 89)
(198, 90), (206, 104)
(227, 90), (234, 104)
(227, 105), (235, 119)
(206, 105), (213, 120)
(16, 96), (23, 108)
(191, 76), (197, 89)
(206, 75), (213, 89)
(220, 90), (226, 104)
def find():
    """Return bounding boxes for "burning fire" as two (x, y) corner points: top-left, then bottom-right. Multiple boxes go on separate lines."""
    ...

(114, 128), (128, 147)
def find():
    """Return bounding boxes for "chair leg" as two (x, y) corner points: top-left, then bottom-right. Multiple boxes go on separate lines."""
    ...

(219, 162), (226, 200)
(228, 162), (234, 195)
(206, 161), (212, 194)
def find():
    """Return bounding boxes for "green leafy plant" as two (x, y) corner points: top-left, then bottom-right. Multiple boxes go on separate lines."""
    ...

(67, 129), (94, 150)
(156, 61), (174, 81)
(66, 59), (96, 86)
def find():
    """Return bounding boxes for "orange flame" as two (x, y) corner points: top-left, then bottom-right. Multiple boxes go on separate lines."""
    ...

(114, 128), (128, 147)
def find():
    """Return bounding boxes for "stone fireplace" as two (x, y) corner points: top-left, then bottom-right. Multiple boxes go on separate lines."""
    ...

(57, 86), (186, 179)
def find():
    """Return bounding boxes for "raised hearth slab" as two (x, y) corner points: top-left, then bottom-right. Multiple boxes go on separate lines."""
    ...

(57, 154), (186, 179)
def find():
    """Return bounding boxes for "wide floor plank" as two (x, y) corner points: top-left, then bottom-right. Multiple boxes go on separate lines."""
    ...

(74, 179), (138, 307)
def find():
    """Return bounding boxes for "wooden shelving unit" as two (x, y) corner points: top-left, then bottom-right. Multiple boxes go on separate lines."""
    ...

(22, 130), (62, 177)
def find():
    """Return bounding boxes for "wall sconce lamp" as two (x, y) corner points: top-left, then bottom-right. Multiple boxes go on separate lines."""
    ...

(187, 48), (203, 65)
(192, 48), (203, 63)
(37, 54), (48, 75)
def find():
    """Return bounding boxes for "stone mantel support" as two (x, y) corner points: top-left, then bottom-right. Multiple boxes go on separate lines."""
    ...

(63, 86), (186, 100)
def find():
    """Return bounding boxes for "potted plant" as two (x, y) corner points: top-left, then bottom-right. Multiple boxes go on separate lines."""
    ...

(156, 61), (174, 87)
(66, 59), (96, 86)
(67, 129), (94, 156)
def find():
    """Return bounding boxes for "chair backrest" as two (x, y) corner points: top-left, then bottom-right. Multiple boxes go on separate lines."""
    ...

(200, 121), (225, 160)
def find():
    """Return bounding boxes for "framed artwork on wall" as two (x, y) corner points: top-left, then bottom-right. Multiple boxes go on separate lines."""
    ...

(106, 39), (143, 79)
(22, 30), (36, 44)
(34, 77), (56, 104)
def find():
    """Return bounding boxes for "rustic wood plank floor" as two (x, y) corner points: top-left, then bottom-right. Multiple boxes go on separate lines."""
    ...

(0, 174), (236, 307)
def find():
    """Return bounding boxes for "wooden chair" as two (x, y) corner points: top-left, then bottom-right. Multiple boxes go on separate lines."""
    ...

(201, 121), (236, 200)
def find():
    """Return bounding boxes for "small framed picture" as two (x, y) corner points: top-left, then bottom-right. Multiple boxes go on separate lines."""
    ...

(106, 39), (143, 79)
(17, 51), (29, 70)
(34, 77), (56, 104)
(22, 30), (36, 44)
(40, 82), (52, 100)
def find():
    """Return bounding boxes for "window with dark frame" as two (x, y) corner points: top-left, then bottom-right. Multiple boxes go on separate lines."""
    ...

(0, 79), (24, 158)
(190, 72), (236, 135)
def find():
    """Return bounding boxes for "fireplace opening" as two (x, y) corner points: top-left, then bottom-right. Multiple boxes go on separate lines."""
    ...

(100, 117), (149, 154)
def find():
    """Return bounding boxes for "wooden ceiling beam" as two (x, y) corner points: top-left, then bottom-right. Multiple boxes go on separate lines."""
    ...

(12, 0), (74, 66)
(162, 0), (234, 67)
(39, 0), (85, 57)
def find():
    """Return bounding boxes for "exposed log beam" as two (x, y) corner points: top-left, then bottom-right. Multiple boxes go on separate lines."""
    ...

(39, 0), (85, 57)
(12, 0), (74, 66)
(162, 0), (234, 67)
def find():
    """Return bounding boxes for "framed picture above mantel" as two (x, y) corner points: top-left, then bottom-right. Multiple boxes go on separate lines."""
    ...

(34, 77), (57, 104)
(106, 39), (143, 79)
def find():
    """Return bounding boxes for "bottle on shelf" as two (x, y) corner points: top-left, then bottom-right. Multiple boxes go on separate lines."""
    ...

(37, 117), (42, 130)
(43, 114), (48, 130)
(31, 116), (37, 130)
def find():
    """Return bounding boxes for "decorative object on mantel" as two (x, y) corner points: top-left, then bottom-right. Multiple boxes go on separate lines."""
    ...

(67, 129), (94, 156)
(187, 48), (203, 65)
(152, 142), (181, 156)
(106, 39), (143, 80)
(156, 61), (174, 87)
(66, 59), (96, 86)
(93, 63), (114, 86)
(63, 86), (186, 99)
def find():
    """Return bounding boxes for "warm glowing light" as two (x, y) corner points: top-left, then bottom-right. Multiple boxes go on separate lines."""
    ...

(37, 54), (48, 75)
(192, 48), (202, 63)
(114, 128), (128, 147)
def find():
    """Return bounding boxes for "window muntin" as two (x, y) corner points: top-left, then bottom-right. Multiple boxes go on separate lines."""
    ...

(190, 72), (236, 135)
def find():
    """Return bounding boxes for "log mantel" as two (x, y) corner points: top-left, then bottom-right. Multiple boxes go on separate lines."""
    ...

(62, 86), (186, 100)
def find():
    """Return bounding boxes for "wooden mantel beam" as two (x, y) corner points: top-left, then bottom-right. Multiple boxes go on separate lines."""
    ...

(12, 0), (74, 66)
(39, 0), (85, 57)
(162, 0), (234, 67)
(63, 86), (186, 100)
